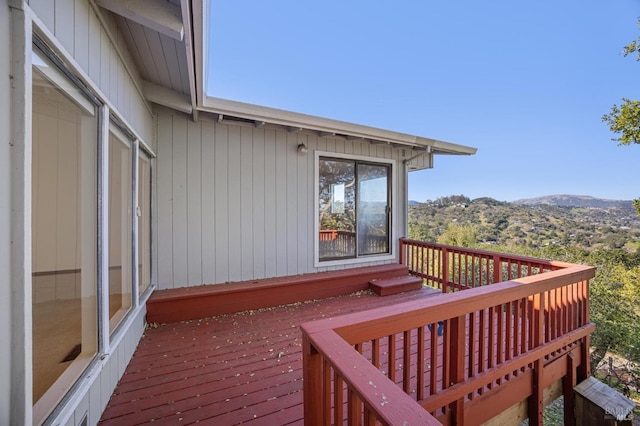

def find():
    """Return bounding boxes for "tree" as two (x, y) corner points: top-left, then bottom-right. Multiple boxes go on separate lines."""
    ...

(602, 19), (640, 214)
(437, 222), (478, 247)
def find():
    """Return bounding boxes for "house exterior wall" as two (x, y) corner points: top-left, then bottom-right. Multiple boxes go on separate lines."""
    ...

(4, 1), (155, 424)
(155, 108), (422, 290)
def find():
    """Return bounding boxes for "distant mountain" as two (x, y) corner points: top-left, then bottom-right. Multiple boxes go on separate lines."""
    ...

(512, 195), (632, 209)
(408, 200), (421, 206)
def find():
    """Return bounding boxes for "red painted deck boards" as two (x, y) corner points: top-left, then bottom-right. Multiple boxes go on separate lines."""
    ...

(100, 287), (440, 425)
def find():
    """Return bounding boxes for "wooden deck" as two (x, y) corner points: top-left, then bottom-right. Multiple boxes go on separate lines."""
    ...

(99, 286), (441, 425)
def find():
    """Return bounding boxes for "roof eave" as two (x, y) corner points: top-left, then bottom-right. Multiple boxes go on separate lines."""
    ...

(201, 96), (477, 155)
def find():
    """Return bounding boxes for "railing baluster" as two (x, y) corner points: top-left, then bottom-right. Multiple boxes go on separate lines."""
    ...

(449, 315), (466, 423)
(347, 389), (360, 426)
(520, 297), (527, 372)
(388, 333), (396, 382)
(403, 330), (411, 394)
(478, 308), (486, 391)
(372, 338), (380, 369)
(430, 321), (438, 396)
(497, 303), (504, 384)
(468, 311), (476, 399)
(505, 301), (512, 379)
(442, 247), (449, 293)
(417, 326), (426, 400)
(334, 372), (344, 426)
(487, 305), (495, 389)
(323, 359), (332, 423)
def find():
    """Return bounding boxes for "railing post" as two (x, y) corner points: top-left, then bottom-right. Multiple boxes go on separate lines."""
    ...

(303, 333), (324, 426)
(399, 238), (405, 266)
(493, 254), (501, 284)
(563, 351), (577, 426)
(578, 279), (591, 380)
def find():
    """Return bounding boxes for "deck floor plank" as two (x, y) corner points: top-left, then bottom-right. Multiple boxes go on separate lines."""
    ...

(100, 287), (440, 424)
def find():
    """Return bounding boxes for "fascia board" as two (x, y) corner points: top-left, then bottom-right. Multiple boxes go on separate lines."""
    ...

(202, 96), (477, 155)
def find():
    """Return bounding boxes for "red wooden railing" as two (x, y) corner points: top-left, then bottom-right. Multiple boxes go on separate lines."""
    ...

(399, 238), (569, 292)
(302, 240), (595, 425)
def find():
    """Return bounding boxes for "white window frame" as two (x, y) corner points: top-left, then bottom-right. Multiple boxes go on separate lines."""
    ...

(19, 18), (157, 424)
(314, 151), (397, 268)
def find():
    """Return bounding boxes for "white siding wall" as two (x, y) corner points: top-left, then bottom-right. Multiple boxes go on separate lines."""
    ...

(1, 2), (13, 420)
(27, 0), (154, 146)
(156, 108), (416, 290)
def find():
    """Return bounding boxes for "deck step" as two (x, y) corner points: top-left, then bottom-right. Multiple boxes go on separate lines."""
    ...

(369, 275), (423, 296)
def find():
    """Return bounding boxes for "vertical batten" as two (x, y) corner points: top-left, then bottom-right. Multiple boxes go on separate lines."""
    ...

(156, 113), (173, 288)
(200, 119), (216, 283)
(240, 126), (254, 280)
(227, 125), (242, 281)
(187, 119), (203, 286)
(275, 129), (288, 277)
(214, 123), (229, 283)
(297, 134), (309, 273)
(263, 129), (277, 278)
(171, 115), (188, 286)
(286, 132), (299, 275)
(252, 127), (266, 280)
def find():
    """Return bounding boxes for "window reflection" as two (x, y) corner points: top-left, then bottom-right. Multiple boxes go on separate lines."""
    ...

(138, 153), (152, 296)
(31, 51), (98, 420)
(108, 128), (132, 332)
(318, 157), (390, 261)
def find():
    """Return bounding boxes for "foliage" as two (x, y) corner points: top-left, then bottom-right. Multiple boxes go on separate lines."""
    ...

(601, 19), (640, 215)
(408, 196), (640, 251)
(436, 222), (478, 247)
(602, 98), (640, 146)
(408, 197), (640, 369)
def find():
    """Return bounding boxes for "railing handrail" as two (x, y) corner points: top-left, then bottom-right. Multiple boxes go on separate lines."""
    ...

(303, 264), (594, 345)
(400, 237), (575, 269)
(306, 329), (441, 425)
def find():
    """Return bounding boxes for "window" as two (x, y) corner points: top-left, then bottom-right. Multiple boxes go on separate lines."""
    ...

(138, 151), (152, 296)
(31, 49), (99, 420)
(30, 39), (154, 423)
(108, 125), (133, 333)
(317, 156), (391, 263)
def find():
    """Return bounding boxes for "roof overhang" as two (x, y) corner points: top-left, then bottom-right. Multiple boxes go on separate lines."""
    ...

(100, 0), (476, 155)
(200, 97), (476, 154)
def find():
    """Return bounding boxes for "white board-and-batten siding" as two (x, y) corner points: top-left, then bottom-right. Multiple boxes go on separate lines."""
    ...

(155, 108), (422, 290)
(27, 0), (154, 146)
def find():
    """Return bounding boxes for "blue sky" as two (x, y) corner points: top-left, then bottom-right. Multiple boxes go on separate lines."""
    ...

(207, 0), (640, 202)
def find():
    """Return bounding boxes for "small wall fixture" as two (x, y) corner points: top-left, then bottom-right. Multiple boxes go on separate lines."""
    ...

(297, 143), (308, 155)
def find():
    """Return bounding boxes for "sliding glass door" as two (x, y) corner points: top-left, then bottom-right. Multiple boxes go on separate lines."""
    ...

(318, 157), (391, 262)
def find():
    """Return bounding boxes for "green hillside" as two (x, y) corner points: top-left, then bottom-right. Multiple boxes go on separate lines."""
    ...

(408, 195), (640, 251)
